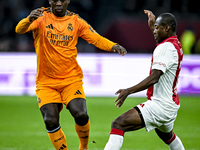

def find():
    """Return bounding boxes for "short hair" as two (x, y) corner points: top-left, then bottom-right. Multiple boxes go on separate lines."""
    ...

(158, 13), (177, 32)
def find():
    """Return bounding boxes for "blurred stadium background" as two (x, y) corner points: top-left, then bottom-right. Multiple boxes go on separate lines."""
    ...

(1, 0), (200, 53)
(0, 0), (200, 149)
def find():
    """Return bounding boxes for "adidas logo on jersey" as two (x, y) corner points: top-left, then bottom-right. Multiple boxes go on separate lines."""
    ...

(46, 24), (53, 29)
(74, 90), (82, 95)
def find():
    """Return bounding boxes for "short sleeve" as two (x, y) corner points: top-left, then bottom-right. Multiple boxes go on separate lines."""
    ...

(152, 42), (177, 73)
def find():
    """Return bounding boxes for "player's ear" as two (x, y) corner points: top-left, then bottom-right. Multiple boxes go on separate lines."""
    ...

(67, 0), (70, 4)
(165, 25), (170, 32)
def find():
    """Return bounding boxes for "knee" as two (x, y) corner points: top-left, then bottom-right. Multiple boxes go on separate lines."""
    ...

(74, 111), (89, 126)
(111, 116), (126, 131)
(74, 108), (88, 120)
(111, 117), (123, 129)
(44, 115), (59, 128)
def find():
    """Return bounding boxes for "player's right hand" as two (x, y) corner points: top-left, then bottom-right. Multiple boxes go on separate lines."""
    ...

(29, 8), (44, 22)
(114, 89), (130, 108)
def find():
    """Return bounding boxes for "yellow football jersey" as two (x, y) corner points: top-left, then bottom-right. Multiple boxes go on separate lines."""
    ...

(16, 9), (116, 86)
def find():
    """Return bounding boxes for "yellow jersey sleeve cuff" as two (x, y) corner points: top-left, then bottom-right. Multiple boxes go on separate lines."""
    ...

(26, 16), (32, 23)
(109, 43), (118, 52)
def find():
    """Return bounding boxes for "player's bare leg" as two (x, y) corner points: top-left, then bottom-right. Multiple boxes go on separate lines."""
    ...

(104, 107), (144, 150)
(155, 128), (185, 150)
(67, 98), (90, 150)
(40, 103), (68, 150)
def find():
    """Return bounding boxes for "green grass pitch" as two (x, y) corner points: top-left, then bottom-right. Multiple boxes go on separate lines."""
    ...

(0, 96), (200, 150)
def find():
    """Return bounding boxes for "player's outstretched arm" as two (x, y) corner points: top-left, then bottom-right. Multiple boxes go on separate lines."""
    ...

(114, 69), (163, 108)
(144, 10), (156, 32)
(15, 8), (44, 34)
(111, 44), (127, 56)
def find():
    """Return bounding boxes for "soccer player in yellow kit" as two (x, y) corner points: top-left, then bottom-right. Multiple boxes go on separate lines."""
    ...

(15, 0), (127, 150)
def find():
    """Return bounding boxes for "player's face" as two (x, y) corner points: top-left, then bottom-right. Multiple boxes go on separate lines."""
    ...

(153, 17), (168, 43)
(49, 0), (70, 17)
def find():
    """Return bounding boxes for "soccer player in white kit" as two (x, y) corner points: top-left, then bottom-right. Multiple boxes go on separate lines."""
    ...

(104, 10), (185, 150)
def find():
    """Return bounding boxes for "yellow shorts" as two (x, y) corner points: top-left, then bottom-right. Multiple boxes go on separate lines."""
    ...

(36, 81), (86, 108)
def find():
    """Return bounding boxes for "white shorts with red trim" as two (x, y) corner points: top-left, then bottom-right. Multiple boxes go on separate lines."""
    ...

(137, 100), (178, 133)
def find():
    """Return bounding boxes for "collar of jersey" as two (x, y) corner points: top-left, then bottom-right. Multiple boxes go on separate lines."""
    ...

(156, 36), (178, 46)
(50, 12), (68, 20)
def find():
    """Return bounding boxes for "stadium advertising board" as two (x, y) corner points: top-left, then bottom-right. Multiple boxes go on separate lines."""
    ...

(0, 53), (199, 96)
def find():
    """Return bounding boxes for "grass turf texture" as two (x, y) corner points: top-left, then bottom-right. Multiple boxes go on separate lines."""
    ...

(0, 96), (200, 150)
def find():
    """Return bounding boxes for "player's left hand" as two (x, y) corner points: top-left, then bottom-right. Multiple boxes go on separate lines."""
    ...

(111, 44), (127, 56)
(114, 89), (130, 108)
(144, 10), (156, 32)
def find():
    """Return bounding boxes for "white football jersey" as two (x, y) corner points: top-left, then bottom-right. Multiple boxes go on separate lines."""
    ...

(147, 36), (183, 114)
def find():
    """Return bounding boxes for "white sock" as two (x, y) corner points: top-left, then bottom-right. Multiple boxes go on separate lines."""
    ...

(104, 134), (124, 150)
(168, 135), (185, 150)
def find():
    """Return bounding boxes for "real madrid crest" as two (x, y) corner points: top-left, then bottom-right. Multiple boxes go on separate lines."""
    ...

(67, 23), (73, 31)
